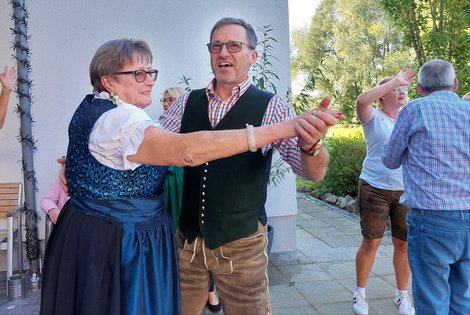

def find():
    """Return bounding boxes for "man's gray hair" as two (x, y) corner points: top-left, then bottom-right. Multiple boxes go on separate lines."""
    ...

(209, 17), (257, 49)
(418, 59), (455, 93)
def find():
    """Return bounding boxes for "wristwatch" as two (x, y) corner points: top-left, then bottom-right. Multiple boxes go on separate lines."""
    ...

(299, 140), (323, 156)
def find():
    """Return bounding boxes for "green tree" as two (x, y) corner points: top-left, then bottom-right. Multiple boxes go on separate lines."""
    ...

(379, 0), (470, 94)
(291, 0), (415, 122)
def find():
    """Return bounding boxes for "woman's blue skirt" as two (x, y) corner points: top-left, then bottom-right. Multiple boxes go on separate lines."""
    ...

(40, 195), (180, 315)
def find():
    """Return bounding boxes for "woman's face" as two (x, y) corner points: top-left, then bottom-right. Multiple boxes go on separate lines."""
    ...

(381, 86), (407, 109)
(109, 55), (155, 109)
(161, 92), (176, 111)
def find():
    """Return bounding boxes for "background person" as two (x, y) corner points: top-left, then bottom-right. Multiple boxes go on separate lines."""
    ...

(160, 17), (342, 315)
(161, 86), (185, 229)
(40, 172), (69, 224)
(161, 86), (185, 112)
(0, 65), (17, 129)
(161, 86), (221, 313)
(383, 59), (470, 315)
(40, 38), (315, 315)
(352, 69), (415, 315)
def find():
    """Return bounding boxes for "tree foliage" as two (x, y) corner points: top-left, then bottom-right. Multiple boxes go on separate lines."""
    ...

(379, 0), (469, 94)
(291, 0), (412, 122)
(291, 0), (469, 120)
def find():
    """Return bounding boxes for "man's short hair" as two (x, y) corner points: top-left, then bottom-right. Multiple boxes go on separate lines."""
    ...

(418, 59), (455, 93)
(209, 17), (257, 49)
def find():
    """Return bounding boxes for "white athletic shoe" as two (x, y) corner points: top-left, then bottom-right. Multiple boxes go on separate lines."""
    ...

(352, 291), (369, 315)
(394, 292), (416, 315)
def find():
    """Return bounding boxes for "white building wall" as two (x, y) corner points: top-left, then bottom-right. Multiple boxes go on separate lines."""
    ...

(0, 0), (296, 258)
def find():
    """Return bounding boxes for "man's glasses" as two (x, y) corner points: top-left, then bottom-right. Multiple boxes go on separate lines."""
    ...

(393, 86), (408, 93)
(112, 69), (158, 83)
(207, 41), (253, 53)
(160, 97), (176, 104)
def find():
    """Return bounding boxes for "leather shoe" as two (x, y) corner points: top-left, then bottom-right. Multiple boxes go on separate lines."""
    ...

(206, 300), (222, 313)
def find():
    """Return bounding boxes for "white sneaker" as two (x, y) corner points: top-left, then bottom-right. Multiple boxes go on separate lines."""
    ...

(394, 292), (415, 315)
(352, 291), (369, 315)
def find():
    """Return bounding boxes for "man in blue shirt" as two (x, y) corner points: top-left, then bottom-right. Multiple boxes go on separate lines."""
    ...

(382, 59), (470, 315)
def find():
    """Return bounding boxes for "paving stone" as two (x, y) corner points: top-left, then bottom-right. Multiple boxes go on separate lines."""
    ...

(269, 283), (311, 308)
(320, 235), (360, 248)
(269, 263), (290, 285)
(270, 250), (314, 266)
(277, 263), (333, 283)
(304, 226), (348, 238)
(300, 247), (351, 263)
(295, 280), (352, 304)
(273, 305), (319, 314)
(316, 260), (356, 280)
(311, 301), (354, 315)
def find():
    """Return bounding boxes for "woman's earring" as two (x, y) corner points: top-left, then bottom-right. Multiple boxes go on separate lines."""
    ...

(110, 92), (119, 105)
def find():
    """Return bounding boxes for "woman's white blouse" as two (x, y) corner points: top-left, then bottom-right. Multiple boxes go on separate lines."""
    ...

(88, 92), (161, 170)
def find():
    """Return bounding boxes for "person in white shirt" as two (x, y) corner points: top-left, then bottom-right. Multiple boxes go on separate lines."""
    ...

(352, 69), (416, 315)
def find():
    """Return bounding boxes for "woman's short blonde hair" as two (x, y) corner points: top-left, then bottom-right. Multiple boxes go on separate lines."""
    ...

(376, 76), (393, 107)
(164, 87), (185, 99)
(89, 39), (152, 93)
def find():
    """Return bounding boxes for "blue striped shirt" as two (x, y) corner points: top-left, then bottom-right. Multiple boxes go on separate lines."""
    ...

(382, 90), (470, 210)
(159, 78), (305, 176)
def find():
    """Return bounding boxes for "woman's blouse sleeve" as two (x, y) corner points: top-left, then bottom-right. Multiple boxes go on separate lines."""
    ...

(88, 102), (161, 170)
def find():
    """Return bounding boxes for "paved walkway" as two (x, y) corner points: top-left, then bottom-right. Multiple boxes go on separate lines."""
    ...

(1, 192), (411, 314)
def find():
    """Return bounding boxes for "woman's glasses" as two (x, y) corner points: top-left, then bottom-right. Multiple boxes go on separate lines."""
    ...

(160, 97), (176, 104)
(112, 69), (158, 83)
(393, 86), (408, 93)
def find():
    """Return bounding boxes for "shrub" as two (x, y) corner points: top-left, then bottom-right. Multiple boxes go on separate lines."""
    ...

(310, 133), (366, 197)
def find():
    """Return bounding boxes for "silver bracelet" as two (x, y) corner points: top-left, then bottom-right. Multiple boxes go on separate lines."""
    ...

(245, 124), (257, 152)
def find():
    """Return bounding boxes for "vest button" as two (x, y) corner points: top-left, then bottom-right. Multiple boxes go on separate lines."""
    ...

(205, 162), (209, 166)
(201, 220), (205, 224)
(203, 184), (206, 188)
(202, 199), (205, 203)
(204, 169), (208, 173)
(203, 177), (206, 181)
(202, 192), (205, 196)
(202, 206), (205, 210)
(201, 213), (204, 217)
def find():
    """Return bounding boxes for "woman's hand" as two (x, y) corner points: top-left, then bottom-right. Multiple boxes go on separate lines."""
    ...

(0, 66), (17, 92)
(314, 96), (345, 120)
(395, 68), (416, 86)
(48, 208), (60, 224)
(57, 156), (69, 195)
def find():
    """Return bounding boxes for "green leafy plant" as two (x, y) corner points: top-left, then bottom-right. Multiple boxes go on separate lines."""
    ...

(177, 75), (193, 92)
(252, 25), (280, 94)
(313, 133), (366, 197)
(251, 25), (293, 187)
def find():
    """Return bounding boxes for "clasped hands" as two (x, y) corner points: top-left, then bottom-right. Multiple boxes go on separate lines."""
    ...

(296, 96), (344, 152)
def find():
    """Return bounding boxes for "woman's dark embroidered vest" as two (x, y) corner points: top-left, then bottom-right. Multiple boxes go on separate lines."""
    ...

(179, 86), (273, 249)
(66, 95), (166, 199)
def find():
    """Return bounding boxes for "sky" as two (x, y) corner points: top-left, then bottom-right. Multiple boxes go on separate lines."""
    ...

(288, 0), (321, 32)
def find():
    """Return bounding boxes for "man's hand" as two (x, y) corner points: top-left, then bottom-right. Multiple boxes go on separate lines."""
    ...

(57, 156), (69, 195)
(0, 66), (17, 92)
(297, 97), (343, 151)
(48, 208), (60, 224)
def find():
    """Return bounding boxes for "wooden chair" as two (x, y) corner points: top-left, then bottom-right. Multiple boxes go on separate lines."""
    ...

(0, 182), (23, 279)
